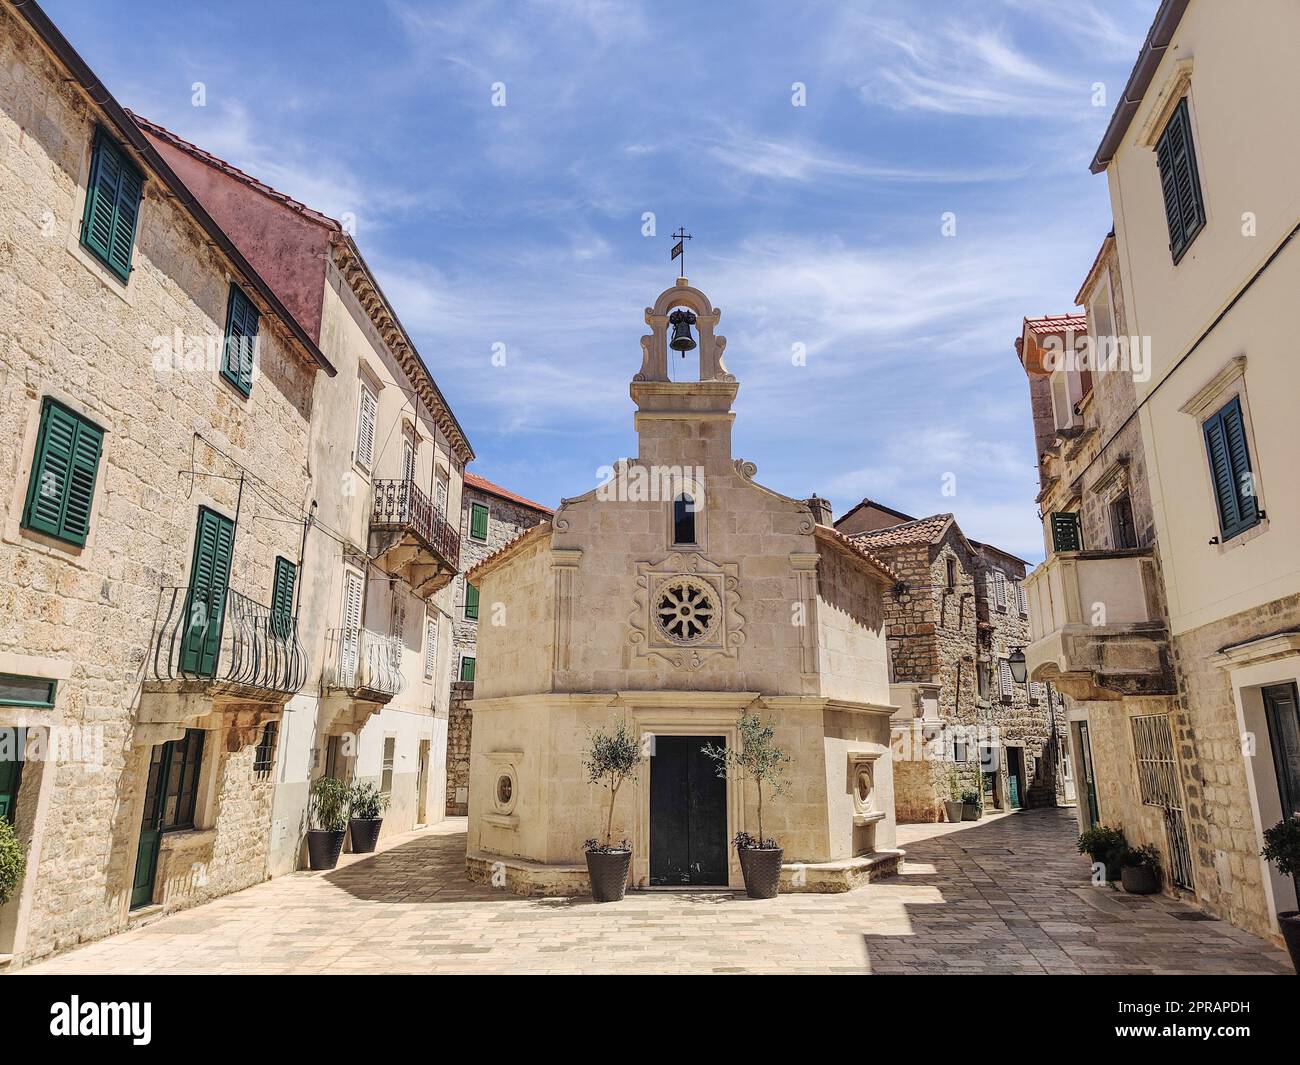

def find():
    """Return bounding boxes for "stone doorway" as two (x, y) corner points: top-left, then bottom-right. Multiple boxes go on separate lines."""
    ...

(648, 735), (727, 887)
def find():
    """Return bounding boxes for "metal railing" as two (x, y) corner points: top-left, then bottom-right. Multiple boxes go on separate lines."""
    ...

(370, 478), (460, 569)
(147, 586), (308, 694)
(321, 627), (405, 699)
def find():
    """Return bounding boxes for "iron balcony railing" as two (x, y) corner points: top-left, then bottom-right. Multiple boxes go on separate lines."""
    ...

(147, 586), (308, 694)
(370, 478), (460, 570)
(321, 627), (405, 699)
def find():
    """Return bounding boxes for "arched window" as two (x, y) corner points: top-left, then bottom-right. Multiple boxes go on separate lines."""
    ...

(673, 493), (696, 545)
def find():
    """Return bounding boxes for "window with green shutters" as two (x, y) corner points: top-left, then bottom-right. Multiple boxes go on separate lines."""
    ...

(22, 398), (105, 547)
(1202, 395), (1260, 541)
(221, 284), (260, 396)
(181, 507), (236, 677)
(459, 656), (476, 683)
(1155, 98), (1205, 263)
(464, 580), (479, 621)
(1050, 512), (1082, 553)
(469, 502), (489, 541)
(80, 128), (144, 282)
(270, 556), (297, 640)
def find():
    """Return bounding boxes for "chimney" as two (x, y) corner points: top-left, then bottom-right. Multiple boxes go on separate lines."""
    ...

(807, 494), (833, 526)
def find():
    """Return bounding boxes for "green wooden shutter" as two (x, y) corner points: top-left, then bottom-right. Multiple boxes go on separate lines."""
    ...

(221, 285), (260, 396)
(464, 580), (479, 620)
(1203, 396), (1258, 540)
(459, 656), (476, 683)
(181, 508), (236, 677)
(1050, 512), (1082, 553)
(270, 556), (296, 639)
(22, 399), (104, 546)
(81, 130), (144, 282)
(470, 502), (489, 540)
(1155, 99), (1205, 262)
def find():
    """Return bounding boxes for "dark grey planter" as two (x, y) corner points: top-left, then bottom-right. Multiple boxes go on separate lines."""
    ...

(943, 800), (965, 823)
(306, 828), (346, 870)
(1121, 864), (1160, 894)
(737, 846), (783, 899)
(585, 849), (632, 902)
(961, 803), (982, 821)
(1279, 911), (1300, 974)
(349, 817), (383, 853)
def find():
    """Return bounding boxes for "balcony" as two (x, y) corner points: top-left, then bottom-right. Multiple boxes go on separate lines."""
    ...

(321, 627), (405, 704)
(369, 478), (460, 595)
(138, 587), (308, 745)
(1023, 548), (1174, 700)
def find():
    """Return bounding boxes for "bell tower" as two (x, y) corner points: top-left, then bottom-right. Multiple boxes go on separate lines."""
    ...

(631, 277), (738, 472)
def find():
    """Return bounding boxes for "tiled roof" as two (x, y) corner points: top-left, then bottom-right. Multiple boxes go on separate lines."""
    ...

(1023, 313), (1087, 335)
(814, 525), (901, 585)
(849, 513), (954, 549)
(464, 521), (552, 585)
(128, 112), (342, 230)
(464, 472), (552, 515)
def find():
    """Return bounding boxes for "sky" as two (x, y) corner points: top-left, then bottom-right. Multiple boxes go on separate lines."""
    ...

(43, 0), (1157, 561)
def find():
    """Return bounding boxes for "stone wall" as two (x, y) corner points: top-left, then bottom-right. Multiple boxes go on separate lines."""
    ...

(445, 681), (474, 816)
(0, 8), (318, 965)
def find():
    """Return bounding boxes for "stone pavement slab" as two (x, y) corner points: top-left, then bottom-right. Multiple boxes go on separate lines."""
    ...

(18, 808), (1294, 975)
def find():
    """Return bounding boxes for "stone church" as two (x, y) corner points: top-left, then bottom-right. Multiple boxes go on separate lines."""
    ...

(464, 278), (903, 893)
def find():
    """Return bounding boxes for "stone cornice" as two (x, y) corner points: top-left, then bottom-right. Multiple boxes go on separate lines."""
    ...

(331, 237), (474, 463)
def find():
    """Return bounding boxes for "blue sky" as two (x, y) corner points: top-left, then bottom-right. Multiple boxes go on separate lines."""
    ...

(45, 0), (1156, 560)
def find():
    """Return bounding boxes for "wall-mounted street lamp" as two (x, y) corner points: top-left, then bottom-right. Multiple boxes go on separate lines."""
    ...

(1008, 647), (1028, 685)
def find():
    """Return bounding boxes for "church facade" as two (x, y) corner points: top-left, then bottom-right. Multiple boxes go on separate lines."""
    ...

(464, 279), (902, 894)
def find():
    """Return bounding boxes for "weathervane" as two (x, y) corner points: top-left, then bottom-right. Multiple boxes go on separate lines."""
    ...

(670, 226), (692, 278)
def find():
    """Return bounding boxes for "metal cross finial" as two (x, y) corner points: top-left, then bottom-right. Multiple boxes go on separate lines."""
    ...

(670, 226), (692, 278)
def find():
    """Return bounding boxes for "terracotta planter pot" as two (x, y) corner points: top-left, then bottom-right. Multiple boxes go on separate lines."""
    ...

(944, 800), (965, 823)
(1278, 911), (1300, 975)
(585, 849), (632, 902)
(737, 846), (783, 899)
(349, 817), (383, 854)
(1121, 864), (1160, 894)
(961, 803), (982, 821)
(306, 828), (346, 871)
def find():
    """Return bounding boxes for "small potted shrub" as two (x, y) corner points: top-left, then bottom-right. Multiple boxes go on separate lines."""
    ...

(1119, 843), (1162, 895)
(943, 766), (964, 824)
(0, 818), (26, 907)
(1260, 816), (1300, 972)
(703, 711), (790, 899)
(306, 775), (351, 871)
(348, 781), (390, 854)
(960, 790), (983, 821)
(582, 722), (642, 902)
(1077, 824), (1127, 884)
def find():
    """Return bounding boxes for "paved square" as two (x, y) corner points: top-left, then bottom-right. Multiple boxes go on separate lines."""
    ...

(20, 808), (1294, 974)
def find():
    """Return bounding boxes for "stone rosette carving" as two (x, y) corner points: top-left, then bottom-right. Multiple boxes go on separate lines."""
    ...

(629, 553), (744, 669)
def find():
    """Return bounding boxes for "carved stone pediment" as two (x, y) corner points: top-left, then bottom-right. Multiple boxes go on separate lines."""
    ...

(629, 552), (744, 670)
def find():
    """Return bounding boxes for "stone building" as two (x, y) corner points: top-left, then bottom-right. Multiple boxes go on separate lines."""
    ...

(445, 471), (550, 815)
(0, 2), (472, 967)
(836, 502), (1068, 822)
(132, 116), (473, 870)
(464, 278), (902, 894)
(1020, 0), (1300, 943)
(0, 3), (331, 965)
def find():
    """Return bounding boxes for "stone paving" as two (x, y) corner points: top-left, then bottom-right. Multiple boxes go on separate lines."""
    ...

(19, 807), (1294, 974)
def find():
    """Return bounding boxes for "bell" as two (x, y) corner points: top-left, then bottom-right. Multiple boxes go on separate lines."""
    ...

(668, 309), (697, 354)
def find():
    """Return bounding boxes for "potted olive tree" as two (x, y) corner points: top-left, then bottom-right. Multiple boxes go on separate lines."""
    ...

(703, 711), (790, 899)
(1119, 843), (1162, 894)
(582, 722), (642, 902)
(943, 766), (965, 824)
(0, 818), (25, 907)
(960, 789), (983, 821)
(1077, 825), (1127, 885)
(306, 776), (351, 871)
(1260, 816), (1300, 972)
(348, 781), (390, 854)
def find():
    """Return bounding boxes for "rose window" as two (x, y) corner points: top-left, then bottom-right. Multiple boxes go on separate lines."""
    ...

(654, 577), (718, 644)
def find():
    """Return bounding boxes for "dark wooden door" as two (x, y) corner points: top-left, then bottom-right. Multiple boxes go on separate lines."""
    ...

(650, 735), (727, 886)
(1078, 721), (1100, 828)
(1263, 683), (1300, 821)
(1007, 747), (1024, 808)
(0, 727), (23, 824)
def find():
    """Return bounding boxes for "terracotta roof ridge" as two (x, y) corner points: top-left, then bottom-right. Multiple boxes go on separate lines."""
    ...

(814, 525), (901, 585)
(128, 111), (342, 231)
(464, 471), (553, 514)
